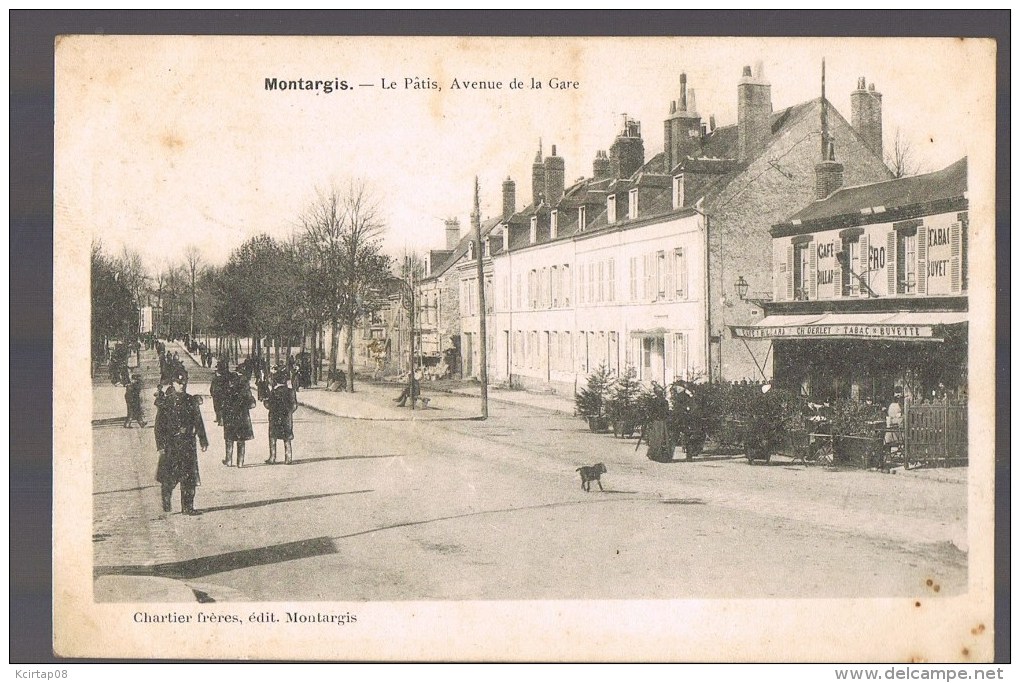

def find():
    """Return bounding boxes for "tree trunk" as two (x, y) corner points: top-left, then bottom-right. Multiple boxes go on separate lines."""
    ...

(346, 320), (356, 392)
(329, 319), (340, 374)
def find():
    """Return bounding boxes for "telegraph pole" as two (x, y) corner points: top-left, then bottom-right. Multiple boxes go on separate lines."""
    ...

(406, 256), (417, 411)
(473, 176), (489, 419)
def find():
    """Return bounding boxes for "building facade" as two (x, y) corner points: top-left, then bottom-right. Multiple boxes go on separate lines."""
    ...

(732, 157), (968, 404)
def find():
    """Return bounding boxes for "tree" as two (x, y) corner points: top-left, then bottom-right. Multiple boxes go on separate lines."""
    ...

(301, 181), (392, 392)
(886, 127), (923, 178)
(90, 241), (137, 370)
(184, 245), (203, 338)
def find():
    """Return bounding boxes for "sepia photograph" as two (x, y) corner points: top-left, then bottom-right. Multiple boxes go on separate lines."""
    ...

(50, 32), (997, 661)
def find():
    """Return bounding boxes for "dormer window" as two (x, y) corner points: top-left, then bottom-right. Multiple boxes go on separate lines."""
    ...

(607, 195), (617, 224)
(484, 239), (490, 258)
(628, 188), (639, 219)
(530, 215), (538, 244)
(550, 210), (558, 239)
(672, 173), (685, 209)
(467, 240), (475, 260)
(501, 224), (509, 251)
(578, 206), (587, 232)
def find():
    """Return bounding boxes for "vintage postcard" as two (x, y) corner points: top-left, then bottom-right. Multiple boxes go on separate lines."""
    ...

(53, 35), (997, 661)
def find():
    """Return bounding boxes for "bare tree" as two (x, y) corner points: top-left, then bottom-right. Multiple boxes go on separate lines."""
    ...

(184, 245), (203, 338)
(886, 128), (923, 178)
(300, 181), (391, 392)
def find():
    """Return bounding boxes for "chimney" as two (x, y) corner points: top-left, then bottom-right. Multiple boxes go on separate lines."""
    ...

(531, 143), (544, 206)
(610, 116), (645, 179)
(709, 115), (716, 132)
(592, 149), (611, 180)
(502, 176), (516, 220)
(814, 143), (844, 199)
(851, 77), (883, 159)
(445, 218), (460, 250)
(737, 63), (773, 161)
(664, 72), (703, 172)
(544, 144), (566, 204)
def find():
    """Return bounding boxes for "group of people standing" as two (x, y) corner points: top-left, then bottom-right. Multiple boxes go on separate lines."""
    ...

(151, 344), (300, 516)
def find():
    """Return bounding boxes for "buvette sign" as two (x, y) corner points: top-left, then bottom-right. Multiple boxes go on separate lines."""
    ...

(731, 323), (938, 340)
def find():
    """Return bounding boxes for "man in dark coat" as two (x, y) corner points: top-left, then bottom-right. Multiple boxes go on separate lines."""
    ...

(209, 359), (230, 426)
(123, 374), (146, 428)
(154, 377), (208, 515)
(221, 372), (256, 468)
(263, 369), (298, 464)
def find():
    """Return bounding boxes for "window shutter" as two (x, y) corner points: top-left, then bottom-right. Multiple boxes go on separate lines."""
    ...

(665, 249), (675, 300)
(887, 231), (897, 295)
(786, 244), (794, 300)
(629, 256), (638, 301)
(950, 221), (962, 293)
(608, 258), (615, 302)
(858, 235), (869, 297)
(664, 332), (674, 383)
(916, 227), (928, 295)
(808, 244), (818, 300)
(644, 254), (654, 300)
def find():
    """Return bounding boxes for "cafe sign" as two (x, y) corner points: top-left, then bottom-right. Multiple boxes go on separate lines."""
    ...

(732, 323), (939, 340)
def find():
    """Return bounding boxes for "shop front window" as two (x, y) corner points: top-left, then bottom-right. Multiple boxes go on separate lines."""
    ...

(897, 230), (917, 294)
(793, 242), (810, 301)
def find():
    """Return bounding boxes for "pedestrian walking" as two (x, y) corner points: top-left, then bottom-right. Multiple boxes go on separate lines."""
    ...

(123, 374), (147, 428)
(154, 377), (209, 515)
(263, 369), (298, 464)
(221, 372), (256, 468)
(210, 359), (230, 426)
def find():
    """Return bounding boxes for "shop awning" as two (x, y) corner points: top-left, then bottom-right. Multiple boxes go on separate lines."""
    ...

(629, 327), (669, 337)
(730, 311), (967, 341)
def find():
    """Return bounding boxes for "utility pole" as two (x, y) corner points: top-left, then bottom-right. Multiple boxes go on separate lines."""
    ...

(473, 176), (489, 419)
(405, 256), (417, 411)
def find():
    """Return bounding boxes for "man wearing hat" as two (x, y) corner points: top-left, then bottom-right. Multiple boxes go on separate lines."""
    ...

(210, 358), (230, 426)
(221, 371), (256, 468)
(263, 369), (298, 464)
(123, 373), (146, 428)
(154, 376), (208, 515)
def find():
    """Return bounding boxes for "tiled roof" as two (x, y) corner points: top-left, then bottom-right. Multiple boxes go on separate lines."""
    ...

(789, 157), (967, 223)
(426, 216), (503, 279)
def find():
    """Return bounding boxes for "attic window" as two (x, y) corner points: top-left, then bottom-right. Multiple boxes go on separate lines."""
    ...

(628, 189), (639, 219)
(672, 173), (685, 209)
(578, 206), (587, 232)
(530, 216), (538, 244)
(484, 239), (490, 258)
(467, 240), (475, 260)
(607, 195), (617, 224)
(550, 210), (558, 239)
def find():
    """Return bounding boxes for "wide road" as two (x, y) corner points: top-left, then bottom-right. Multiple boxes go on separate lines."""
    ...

(93, 346), (967, 602)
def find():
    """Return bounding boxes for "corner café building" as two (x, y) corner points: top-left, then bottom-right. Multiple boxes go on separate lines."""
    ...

(731, 158), (968, 404)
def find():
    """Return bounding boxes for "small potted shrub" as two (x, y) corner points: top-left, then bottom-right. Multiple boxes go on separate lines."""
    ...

(575, 365), (612, 433)
(606, 365), (641, 438)
(830, 398), (884, 467)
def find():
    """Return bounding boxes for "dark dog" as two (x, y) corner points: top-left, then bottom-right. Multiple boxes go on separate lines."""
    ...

(576, 463), (607, 492)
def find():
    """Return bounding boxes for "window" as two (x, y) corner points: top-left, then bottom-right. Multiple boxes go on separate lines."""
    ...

(608, 331), (619, 375)
(587, 262), (595, 304)
(529, 269), (537, 309)
(672, 333), (688, 380)
(630, 256), (639, 300)
(550, 210), (558, 239)
(551, 265), (559, 307)
(896, 230), (918, 294)
(562, 331), (571, 369)
(563, 264), (571, 306)
(540, 267), (547, 308)
(515, 273), (521, 309)
(656, 250), (667, 298)
(643, 253), (655, 300)
(577, 263), (585, 305)
(642, 337), (653, 379)
(530, 216), (538, 244)
(607, 195), (617, 224)
(467, 240), (475, 260)
(578, 206), (587, 232)
(607, 258), (615, 302)
(597, 261), (605, 302)
(674, 248), (687, 299)
(839, 230), (863, 297)
(672, 173), (685, 209)
(629, 188), (639, 219)
(793, 241), (810, 301)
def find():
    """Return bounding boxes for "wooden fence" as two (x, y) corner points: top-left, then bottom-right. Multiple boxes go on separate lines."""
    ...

(904, 400), (968, 468)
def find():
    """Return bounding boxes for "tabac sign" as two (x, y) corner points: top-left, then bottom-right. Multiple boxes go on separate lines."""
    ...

(731, 323), (941, 341)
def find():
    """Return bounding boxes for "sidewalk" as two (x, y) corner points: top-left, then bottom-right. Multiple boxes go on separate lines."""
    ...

(296, 382), (480, 421)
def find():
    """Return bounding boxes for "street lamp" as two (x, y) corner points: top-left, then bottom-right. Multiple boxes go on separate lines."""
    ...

(734, 276), (750, 301)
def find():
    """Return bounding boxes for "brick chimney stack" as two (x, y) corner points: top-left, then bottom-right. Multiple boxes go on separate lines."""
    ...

(851, 77), (883, 159)
(544, 144), (565, 204)
(664, 72), (703, 172)
(737, 62), (773, 162)
(592, 150), (611, 180)
(531, 143), (544, 206)
(814, 142), (844, 199)
(609, 116), (645, 179)
(502, 177), (516, 220)
(445, 218), (461, 250)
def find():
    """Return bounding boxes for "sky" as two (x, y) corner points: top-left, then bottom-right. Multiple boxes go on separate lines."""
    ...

(55, 36), (994, 272)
